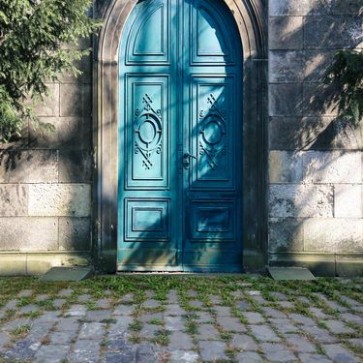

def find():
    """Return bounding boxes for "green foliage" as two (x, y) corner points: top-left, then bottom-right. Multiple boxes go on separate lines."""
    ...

(324, 50), (363, 127)
(0, 0), (99, 142)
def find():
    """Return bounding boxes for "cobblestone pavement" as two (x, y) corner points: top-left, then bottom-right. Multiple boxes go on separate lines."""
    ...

(0, 277), (362, 362)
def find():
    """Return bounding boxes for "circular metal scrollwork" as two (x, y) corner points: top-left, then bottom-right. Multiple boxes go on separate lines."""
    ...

(200, 115), (225, 146)
(135, 113), (162, 150)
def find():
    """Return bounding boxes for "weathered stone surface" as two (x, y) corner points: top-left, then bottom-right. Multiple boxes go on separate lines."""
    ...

(0, 185), (27, 216)
(285, 334), (317, 353)
(269, 116), (335, 151)
(60, 83), (88, 117)
(304, 16), (362, 49)
(0, 150), (73, 184)
(165, 316), (185, 332)
(269, 16), (303, 50)
(269, 319), (299, 334)
(34, 83), (60, 117)
(59, 56), (92, 83)
(59, 150), (92, 182)
(235, 351), (264, 363)
(250, 325), (281, 342)
(217, 316), (246, 332)
(260, 342), (296, 361)
(269, 51), (304, 82)
(67, 339), (100, 363)
(333, 0), (363, 15)
(269, 0), (306, 16)
(269, 184), (333, 218)
(322, 344), (358, 363)
(33, 117), (92, 150)
(59, 217), (91, 251)
(303, 83), (338, 116)
(303, 218), (363, 253)
(269, 218), (304, 253)
(169, 332), (194, 350)
(113, 304), (135, 316)
(304, 151), (361, 183)
(0, 217), (58, 251)
(199, 341), (228, 361)
(35, 344), (69, 363)
(269, 151), (303, 183)
(304, 50), (335, 81)
(334, 184), (362, 218)
(269, 83), (302, 116)
(230, 334), (258, 351)
(197, 324), (220, 340)
(28, 184), (91, 217)
(65, 305), (87, 318)
(169, 350), (198, 363)
(243, 312), (266, 324)
(79, 322), (105, 339)
(324, 320), (355, 334)
(298, 353), (331, 363)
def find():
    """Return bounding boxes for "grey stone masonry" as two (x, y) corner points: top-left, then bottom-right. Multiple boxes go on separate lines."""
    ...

(0, 32), (92, 274)
(268, 0), (363, 273)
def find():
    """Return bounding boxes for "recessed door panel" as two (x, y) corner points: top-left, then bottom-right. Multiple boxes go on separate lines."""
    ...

(189, 76), (236, 190)
(126, 0), (170, 64)
(125, 76), (169, 189)
(118, 0), (242, 271)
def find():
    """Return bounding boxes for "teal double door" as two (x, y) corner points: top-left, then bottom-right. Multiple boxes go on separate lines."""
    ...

(118, 0), (243, 271)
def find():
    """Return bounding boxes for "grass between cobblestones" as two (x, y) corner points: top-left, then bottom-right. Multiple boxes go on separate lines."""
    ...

(0, 275), (362, 363)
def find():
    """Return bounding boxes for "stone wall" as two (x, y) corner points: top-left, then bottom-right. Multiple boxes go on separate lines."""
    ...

(268, 0), (363, 275)
(0, 39), (93, 275)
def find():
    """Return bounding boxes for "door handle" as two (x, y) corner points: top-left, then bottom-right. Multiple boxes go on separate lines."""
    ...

(183, 152), (197, 168)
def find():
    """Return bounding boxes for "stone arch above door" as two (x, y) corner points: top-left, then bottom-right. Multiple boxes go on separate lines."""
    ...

(94, 0), (268, 273)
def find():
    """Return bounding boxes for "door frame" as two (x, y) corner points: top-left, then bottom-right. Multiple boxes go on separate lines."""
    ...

(93, 0), (268, 273)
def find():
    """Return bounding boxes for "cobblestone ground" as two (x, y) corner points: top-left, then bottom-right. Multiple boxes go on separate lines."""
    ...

(0, 277), (362, 362)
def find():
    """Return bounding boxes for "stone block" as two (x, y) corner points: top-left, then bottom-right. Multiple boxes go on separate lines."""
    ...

(0, 150), (58, 183)
(0, 254), (27, 275)
(269, 151), (303, 183)
(304, 16), (362, 49)
(269, 16), (303, 50)
(303, 151), (361, 183)
(28, 184), (91, 217)
(59, 55), (92, 83)
(34, 83), (60, 117)
(269, 51), (304, 82)
(269, 218), (304, 253)
(334, 184), (362, 218)
(30, 117), (92, 150)
(336, 255), (363, 276)
(59, 150), (92, 182)
(60, 83), (91, 117)
(303, 218), (363, 253)
(0, 185), (27, 216)
(59, 218), (91, 251)
(269, 83), (303, 116)
(333, 0), (363, 15)
(0, 217), (58, 251)
(269, 184), (333, 218)
(269, 0), (307, 16)
(270, 116), (348, 151)
(334, 118), (362, 150)
(304, 50), (335, 82)
(303, 82), (338, 116)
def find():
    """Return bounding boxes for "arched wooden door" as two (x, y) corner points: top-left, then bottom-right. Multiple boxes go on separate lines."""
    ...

(117, 0), (243, 271)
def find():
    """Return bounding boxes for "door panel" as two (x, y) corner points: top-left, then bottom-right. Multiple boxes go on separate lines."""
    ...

(118, 0), (242, 271)
(125, 75), (169, 188)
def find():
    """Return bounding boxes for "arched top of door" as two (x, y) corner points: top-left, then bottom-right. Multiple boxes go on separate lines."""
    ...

(97, 0), (267, 63)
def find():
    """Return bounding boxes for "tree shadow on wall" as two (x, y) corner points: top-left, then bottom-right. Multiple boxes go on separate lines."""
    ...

(269, 0), (363, 276)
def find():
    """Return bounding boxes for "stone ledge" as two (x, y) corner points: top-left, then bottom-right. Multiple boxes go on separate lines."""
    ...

(0, 252), (91, 276)
(269, 252), (363, 277)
